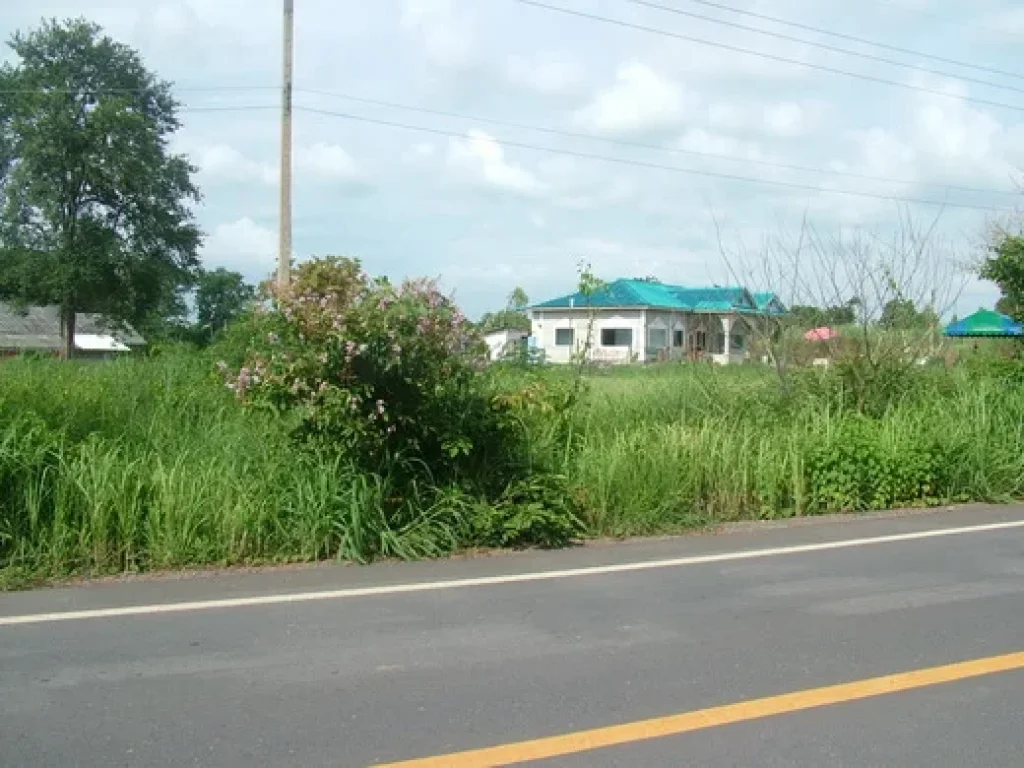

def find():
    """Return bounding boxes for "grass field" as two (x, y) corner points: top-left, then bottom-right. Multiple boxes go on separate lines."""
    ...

(1, 353), (1022, 586)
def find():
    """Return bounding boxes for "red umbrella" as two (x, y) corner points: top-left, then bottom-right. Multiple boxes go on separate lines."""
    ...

(804, 326), (839, 341)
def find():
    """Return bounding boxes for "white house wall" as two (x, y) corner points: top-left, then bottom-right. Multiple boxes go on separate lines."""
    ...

(643, 310), (688, 362)
(531, 309), (757, 364)
(531, 310), (644, 364)
(483, 329), (527, 360)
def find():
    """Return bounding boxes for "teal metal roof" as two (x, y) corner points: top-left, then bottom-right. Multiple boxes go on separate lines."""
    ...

(753, 292), (787, 314)
(945, 309), (1023, 338)
(532, 279), (785, 314)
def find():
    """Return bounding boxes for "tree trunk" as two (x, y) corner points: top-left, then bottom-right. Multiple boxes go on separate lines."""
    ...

(61, 303), (76, 360)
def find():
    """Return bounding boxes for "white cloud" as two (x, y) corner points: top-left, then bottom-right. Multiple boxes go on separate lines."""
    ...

(446, 130), (546, 196)
(835, 127), (918, 181)
(764, 102), (808, 138)
(177, 141), (276, 186)
(295, 142), (361, 182)
(708, 100), (820, 138)
(909, 92), (1007, 181)
(412, 142), (436, 158)
(829, 75), (1024, 195)
(505, 53), (585, 95)
(574, 62), (693, 136)
(977, 7), (1024, 37)
(677, 129), (768, 162)
(202, 217), (277, 275)
(401, 0), (475, 68)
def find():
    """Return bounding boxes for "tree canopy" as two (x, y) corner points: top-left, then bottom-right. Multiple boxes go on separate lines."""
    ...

(0, 18), (202, 357)
(787, 301), (857, 329)
(878, 298), (939, 330)
(980, 233), (1024, 321)
(195, 268), (255, 340)
(480, 286), (531, 333)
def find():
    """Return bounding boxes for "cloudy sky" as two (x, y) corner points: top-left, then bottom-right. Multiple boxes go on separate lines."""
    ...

(3, 0), (1023, 316)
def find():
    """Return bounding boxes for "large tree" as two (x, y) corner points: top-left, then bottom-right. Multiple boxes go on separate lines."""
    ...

(0, 19), (201, 358)
(980, 233), (1024, 321)
(195, 267), (254, 340)
(878, 297), (937, 330)
(479, 286), (531, 333)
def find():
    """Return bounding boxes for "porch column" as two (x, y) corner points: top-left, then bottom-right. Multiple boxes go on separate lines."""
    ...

(722, 315), (733, 358)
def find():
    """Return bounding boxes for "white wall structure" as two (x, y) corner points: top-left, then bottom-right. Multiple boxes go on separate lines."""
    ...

(527, 279), (783, 365)
(530, 309), (754, 365)
(483, 328), (528, 360)
(531, 309), (645, 364)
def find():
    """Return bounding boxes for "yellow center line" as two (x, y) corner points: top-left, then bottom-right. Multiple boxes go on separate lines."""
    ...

(376, 650), (1024, 767)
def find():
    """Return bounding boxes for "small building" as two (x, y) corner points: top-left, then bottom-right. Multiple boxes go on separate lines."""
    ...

(0, 303), (146, 358)
(529, 279), (785, 365)
(483, 327), (530, 361)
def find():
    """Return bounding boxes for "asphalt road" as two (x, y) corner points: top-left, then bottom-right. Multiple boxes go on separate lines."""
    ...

(3, 505), (1024, 767)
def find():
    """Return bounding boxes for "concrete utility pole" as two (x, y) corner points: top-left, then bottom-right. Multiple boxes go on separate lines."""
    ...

(277, 0), (294, 292)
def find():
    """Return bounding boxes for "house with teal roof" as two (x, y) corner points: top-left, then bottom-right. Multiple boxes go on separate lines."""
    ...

(528, 278), (785, 364)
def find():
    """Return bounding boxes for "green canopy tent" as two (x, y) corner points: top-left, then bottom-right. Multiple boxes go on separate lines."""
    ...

(944, 309), (1023, 338)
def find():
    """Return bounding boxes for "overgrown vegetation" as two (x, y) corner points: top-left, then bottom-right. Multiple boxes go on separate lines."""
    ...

(1, 343), (1021, 587)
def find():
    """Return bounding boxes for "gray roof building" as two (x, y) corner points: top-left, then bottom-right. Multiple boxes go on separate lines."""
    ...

(0, 303), (146, 353)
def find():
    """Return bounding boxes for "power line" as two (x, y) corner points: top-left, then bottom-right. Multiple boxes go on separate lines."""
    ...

(0, 86), (278, 96)
(298, 88), (1019, 198)
(620, 0), (1024, 94)
(855, 0), (1016, 37)
(295, 105), (1018, 213)
(180, 105), (278, 113)
(509, 0), (1024, 113)
(657, 0), (1024, 82)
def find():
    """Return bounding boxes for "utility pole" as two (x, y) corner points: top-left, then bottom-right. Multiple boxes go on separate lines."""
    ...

(277, 0), (294, 292)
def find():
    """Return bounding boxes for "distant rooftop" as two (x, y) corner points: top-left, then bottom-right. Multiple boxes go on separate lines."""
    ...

(0, 303), (146, 351)
(532, 279), (786, 315)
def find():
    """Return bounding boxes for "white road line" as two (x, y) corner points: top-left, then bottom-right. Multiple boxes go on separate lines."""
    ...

(2, 519), (1023, 627)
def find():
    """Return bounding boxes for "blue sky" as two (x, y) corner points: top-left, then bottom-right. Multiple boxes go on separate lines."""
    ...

(2, 0), (1022, 317)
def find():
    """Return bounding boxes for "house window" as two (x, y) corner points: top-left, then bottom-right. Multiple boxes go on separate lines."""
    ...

(731, 334), (745, 351)
(692, 330), (707, 351)
(600, 328), (633, 347)
(554, 328), (574, 346)
(673, 330), (684, 348)
(648, 328), (668, 348)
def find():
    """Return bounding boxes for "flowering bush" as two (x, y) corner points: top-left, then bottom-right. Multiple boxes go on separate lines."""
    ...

(224, 257), (527, 491)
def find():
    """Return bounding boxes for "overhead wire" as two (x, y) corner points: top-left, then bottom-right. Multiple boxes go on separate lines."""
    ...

(298, 88), (1019, 198)
(508, 0), (1024, 113)
(295, 105), (1019, 213)
(642, 0), (1024, 81)
(619, 0), (1024, 94)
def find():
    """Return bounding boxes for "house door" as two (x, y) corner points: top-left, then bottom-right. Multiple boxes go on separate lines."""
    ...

(688, 329), (707, 356)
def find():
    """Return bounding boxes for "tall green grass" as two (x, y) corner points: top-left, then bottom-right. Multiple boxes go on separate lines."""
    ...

(567, 365), (1024, 535)
(1, 354), (1022, 585)
(0, 356), (468, 584)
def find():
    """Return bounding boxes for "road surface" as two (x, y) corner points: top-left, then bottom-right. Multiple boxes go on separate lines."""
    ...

(3, 504), (1024, 767)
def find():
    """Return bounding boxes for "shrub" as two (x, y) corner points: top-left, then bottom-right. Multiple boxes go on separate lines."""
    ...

(225, 258), (570, 509)
(805, 416), (951, 511)
(465, 474), (584, 549)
